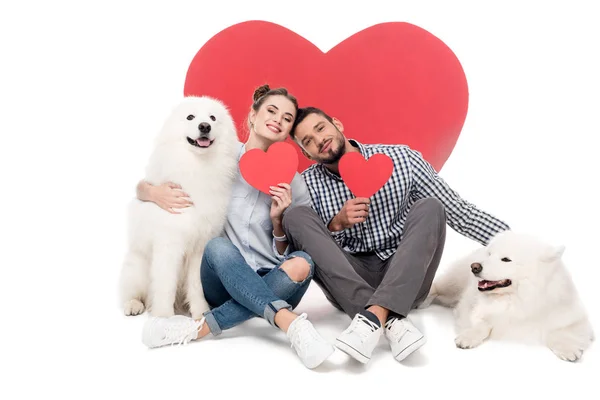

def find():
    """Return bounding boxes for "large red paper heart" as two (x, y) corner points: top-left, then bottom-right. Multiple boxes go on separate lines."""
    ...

(184, 20), (468, 174)
(339, 153), (394, 198)
(239, 142), (299, 195)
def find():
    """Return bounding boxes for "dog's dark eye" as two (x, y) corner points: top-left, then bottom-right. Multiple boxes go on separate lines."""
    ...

(210, 115), (216, 121)
(187, 115), (195, 120)
(501, 257), (512, 262)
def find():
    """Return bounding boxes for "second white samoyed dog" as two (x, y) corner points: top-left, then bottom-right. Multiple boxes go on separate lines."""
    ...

(422, 230), (594, 361)
(119, 96), (239, 320)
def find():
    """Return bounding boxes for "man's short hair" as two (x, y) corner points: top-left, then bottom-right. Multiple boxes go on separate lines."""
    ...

(290, 107), (333, 139)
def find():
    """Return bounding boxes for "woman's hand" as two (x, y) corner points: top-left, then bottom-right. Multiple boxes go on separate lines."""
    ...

(138, 181), (193, 214)
(269, 183), (292, 224)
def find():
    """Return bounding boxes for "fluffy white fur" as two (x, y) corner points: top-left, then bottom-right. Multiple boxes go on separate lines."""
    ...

(119, 96), (239, 319)
(421, 230), (594, 361)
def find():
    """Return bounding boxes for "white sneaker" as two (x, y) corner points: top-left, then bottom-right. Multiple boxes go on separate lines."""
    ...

(335, 313), (382, 363)
(384, 317), (426, 361)
(286, 313), (335, 369)
(142, 315), (204, 349)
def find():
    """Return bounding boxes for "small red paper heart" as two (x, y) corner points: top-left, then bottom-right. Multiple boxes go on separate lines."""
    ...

(239, 142), (299, 195)
(339, 153), (394, 198)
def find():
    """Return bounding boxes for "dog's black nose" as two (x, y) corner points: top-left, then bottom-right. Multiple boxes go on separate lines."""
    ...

(471, 263), (483, 275)
(199, 122), (211, 134)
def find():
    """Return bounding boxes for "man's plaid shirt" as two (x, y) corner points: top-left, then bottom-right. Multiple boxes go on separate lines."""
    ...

(301, 140), (510, 260)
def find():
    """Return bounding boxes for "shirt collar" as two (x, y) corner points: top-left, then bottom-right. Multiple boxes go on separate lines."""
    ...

(349, 139), (367, 156)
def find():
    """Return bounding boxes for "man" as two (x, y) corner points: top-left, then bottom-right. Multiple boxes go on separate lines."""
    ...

(281, 107), (510, 364)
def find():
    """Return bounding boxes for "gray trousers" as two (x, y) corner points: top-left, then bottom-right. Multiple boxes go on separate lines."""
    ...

(282, 198), (446, 319)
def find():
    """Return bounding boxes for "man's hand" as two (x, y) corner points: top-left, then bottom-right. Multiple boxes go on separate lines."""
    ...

(328, 197), (371, 231)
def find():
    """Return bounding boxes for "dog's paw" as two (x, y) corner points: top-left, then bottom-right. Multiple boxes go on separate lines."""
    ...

(548, 343), (584, 362)
(124, 299), (145, 316)
(455, 329), (487, 349)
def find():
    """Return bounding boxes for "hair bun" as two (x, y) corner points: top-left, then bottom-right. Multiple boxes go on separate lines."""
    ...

(253, 84), (270, 102)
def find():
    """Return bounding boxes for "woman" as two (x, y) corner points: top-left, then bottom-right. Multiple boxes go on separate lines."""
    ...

(135, 85), (335, 369)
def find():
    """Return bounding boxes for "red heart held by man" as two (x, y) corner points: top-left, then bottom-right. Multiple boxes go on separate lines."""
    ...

(239, 142), (299, 195)
(184, 20), (468, 174)
(339, 153), (394, 198)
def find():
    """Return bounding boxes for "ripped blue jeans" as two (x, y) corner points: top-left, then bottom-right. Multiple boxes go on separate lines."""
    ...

(200, 237), (314, 335)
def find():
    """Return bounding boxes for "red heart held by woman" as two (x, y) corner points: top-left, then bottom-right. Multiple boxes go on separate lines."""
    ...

(184, 20), (468, 174)
(239, 142), (299, 195)
(339, 153), (394, 198)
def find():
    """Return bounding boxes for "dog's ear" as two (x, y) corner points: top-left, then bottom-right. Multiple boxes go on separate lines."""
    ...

(540, 244), (565, 263)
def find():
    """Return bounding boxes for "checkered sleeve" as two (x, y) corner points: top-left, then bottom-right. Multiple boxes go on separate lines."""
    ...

(407, 148), (510, 245)
(326, 215), (347, 245)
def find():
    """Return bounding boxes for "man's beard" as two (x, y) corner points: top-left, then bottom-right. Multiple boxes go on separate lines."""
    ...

(321, 137), (345, 164)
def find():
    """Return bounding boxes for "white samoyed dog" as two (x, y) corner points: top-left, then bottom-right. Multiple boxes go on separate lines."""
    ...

(119, 96), (239, 320)
(421, 230), (594, 361)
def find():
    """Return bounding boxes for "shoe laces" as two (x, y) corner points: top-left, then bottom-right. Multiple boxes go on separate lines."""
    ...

(348, 314), (380, 342)
(288, 313), (316, 354)
(163, 317), (204, 346)
(385, 317), (407, 342)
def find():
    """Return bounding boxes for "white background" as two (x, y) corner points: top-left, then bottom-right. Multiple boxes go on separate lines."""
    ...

(1, 0), (598, 399)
